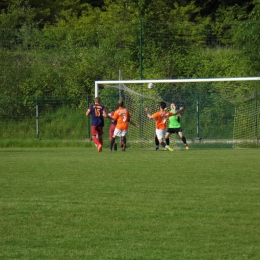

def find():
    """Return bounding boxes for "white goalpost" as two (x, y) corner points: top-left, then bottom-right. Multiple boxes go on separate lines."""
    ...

(95, 77), (260, 149)
(95, 77), (260, 97)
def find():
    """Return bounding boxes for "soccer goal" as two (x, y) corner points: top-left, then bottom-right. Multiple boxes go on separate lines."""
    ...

(233, 91), (260, 148)
(95, 77), (260, 149)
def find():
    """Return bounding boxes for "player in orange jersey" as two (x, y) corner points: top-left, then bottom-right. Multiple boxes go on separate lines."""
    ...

(145, 101), (184, 151)
(109, 100), (139, 151)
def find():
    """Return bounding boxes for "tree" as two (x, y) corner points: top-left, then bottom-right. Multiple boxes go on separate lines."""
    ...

(0, 0), (38, 49)
(193, 0), (252, 18)
(211, 4), (249, 45)
(233, 0), (260, 74)
(80, 0), (104, 8)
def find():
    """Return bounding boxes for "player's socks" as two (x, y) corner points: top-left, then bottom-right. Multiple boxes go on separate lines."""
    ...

(93, 137), (100, 147)
(161, 141), (166, 148)
(121, 136), (126, 151)
(181, 136), (189, 149)
(110, 137), (116, 151)
(155, 136), (159, 146)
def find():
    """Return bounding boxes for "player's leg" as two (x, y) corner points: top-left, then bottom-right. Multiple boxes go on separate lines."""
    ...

(165, 131), (170, 146)
(110, 124), (117, 151)
(113, 126), (117, 151)
(92, 134), (99, 146)
(155, 134), (160, 151)
(98, 134), (103, 145)
(97, 126), (104, 151)
(109, 125), (113, 142)
(156, 129), (173, 151)
(178, 130), (189, 149)
(121, 130), (127, 151)
(109, 128), (119, 151)
(109, 136), (116, 151)
(121, 136), (126, 151)
(91, 126), (102, 152)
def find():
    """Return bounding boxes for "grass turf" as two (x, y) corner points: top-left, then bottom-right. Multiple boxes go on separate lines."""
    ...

(0, 147), (260, 259)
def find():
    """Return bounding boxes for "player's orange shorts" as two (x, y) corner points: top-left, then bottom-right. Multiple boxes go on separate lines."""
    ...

(91, 126), (103, 136)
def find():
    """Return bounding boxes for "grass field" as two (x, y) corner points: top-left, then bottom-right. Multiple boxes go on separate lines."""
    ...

(1, 147), (260, 259)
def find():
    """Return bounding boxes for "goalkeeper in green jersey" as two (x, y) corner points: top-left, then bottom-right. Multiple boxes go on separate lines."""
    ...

(165, 103), (189, 149)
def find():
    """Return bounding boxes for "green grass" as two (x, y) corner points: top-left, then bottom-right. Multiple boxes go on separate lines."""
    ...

(0, 138), (93, 148)
(1, 148), (260, 259)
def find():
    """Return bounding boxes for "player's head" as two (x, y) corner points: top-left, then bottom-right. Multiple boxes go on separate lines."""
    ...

(160, 101), (166, 110)
(118, 100), (124, 107)
(170, 103), (176, 109)
(95, 97), (100, 104)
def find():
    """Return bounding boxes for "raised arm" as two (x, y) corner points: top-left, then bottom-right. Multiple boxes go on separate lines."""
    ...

(129, 120), (139, 128)
(171, 107), (184, 116)
(145, 108), (153, 119)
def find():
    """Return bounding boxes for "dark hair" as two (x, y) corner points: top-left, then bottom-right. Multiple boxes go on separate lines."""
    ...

(160, 101), (166, 110)
(118, 100), (124, 107)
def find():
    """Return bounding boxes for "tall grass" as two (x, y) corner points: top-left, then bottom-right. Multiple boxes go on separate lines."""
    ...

(0, 106), (91, 140)
(0, 138), (93, 148)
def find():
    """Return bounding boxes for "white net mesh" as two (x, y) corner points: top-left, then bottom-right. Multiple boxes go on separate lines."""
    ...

(99, 83), (176, 149)
(233, 95), (260, 148)
(97, 78), (260, 149)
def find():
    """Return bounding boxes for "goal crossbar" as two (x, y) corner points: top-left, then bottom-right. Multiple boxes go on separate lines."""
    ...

(95, 77), (260, 96)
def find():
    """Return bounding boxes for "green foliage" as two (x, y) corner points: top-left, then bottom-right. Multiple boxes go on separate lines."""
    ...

(212, 4), (249, 45)
(233, 1), (260, 72)
(0, 138), (92, 147)
(0, 0), (259, 103)
(0, 0), (39, 48)
(0, 96), (90, 140)
(167, 2), (210, 45)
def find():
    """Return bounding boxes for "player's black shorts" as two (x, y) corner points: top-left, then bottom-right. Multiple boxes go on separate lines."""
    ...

(167, 127), (182, 134)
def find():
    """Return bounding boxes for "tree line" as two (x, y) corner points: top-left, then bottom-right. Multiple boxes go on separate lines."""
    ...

(0, 0), (260, 103)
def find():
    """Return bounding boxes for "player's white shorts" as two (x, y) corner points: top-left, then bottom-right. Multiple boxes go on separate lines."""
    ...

(156, 128), (166, 140)
(113, 128), (128, 137)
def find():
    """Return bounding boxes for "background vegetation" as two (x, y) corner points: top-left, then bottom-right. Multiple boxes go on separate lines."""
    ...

(0, 0), (260, 142)
(1, 0), (260, 98)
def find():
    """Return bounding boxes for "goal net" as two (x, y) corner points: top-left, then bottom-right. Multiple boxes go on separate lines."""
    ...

(95, 78), (260, 149)
(96, 82), (170, 149)
(233, 92), (260, 148)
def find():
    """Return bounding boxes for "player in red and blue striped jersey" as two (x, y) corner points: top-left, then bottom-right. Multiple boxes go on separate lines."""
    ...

(86, 97), (112, 152)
